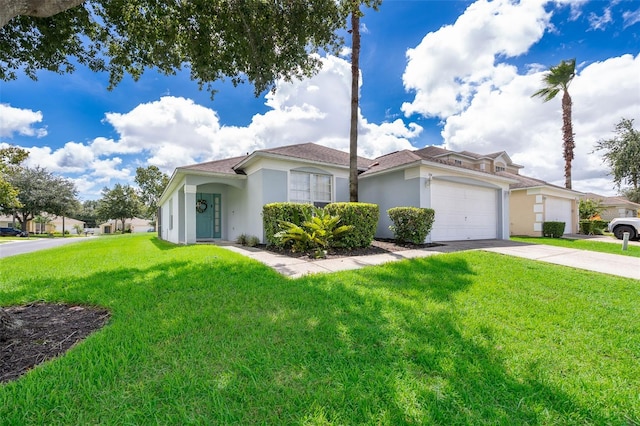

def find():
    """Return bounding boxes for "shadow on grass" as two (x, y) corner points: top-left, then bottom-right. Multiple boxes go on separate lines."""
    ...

(0, 246), (630, 424)
(149, 236), (182, 251)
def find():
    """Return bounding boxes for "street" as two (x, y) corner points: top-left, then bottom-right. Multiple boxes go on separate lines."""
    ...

(0, 237), (93, 259)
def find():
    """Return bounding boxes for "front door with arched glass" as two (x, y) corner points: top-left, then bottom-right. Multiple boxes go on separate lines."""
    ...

(196, 193), (221, 239)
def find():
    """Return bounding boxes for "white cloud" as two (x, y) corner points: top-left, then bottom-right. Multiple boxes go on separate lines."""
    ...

(0, 104), (47, 138)
(24, 142), (95, 173)
(400, 0), (639, 195)
(588, 7), (613, 31)
(97, 55), (419, 172)
(401, 0), (551, 118)
(440, 54), (640, 195)
(622, 8), (640, 28)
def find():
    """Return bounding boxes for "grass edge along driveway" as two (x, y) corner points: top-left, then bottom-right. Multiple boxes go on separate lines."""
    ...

(1, 233), (638, 425)
(511, 236), (640, 257)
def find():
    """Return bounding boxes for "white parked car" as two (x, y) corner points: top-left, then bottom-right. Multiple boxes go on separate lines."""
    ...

(608, 217), (640, 240)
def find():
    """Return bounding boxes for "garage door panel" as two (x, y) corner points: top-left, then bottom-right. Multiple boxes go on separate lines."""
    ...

(545, 198), (572, 234)
(431, 181), (497, 241)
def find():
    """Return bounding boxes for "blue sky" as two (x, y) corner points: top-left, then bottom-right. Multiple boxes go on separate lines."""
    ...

(1, 0), (639, 201)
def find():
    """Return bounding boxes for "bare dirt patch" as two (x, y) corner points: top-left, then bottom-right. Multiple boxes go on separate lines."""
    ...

(1, 303), (110, 384)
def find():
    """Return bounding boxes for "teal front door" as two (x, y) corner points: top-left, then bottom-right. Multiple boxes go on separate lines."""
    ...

(196, 193), (221, 239)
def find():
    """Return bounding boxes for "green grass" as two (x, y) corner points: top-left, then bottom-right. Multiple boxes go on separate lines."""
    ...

(512, 236), (640, 258)
(1, 234), (639, 425)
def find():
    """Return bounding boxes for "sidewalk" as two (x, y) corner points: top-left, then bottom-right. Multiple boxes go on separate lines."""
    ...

(219, 239), (639, 280)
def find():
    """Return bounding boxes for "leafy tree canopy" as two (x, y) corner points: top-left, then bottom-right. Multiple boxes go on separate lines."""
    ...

(75, 200), (100, 228)
(0, 0), (347, 96)
(135, 165), (169, 220)
(96, 184), (141, 231)
(2, 166), (78, 230)
(579, 198), (604, 220)
(0, 145), (29, 209)
(594, 118), (640, 194)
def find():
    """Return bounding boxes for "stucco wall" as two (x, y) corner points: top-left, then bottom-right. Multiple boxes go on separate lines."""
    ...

(509, 190), (538, 236)
(360, 169), (422, 239)
(336, 177), (349, 201)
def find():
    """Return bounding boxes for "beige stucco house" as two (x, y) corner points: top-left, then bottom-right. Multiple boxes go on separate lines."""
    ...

(507, 175), (582, 236)
(99, 217), (153, 234)
(0, 214), (85, 234)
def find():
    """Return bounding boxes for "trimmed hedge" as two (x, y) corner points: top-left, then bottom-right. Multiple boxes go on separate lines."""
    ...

(388, 207), (435, 244)
(542, 221), (565, 238)
(263, 203), (314, 246)
(579, 219), (593, 235)
(324, 202), (379, 249)
(591, 219), (608, 235)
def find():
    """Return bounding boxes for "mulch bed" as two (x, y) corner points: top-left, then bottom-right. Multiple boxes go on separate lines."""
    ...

(262, 238), (442, 260)
(0, 303), (110, 384)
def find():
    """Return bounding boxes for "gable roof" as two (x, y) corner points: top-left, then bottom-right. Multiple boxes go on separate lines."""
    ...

(233, 142), (373, 171)
(360, 148), (517, 184)
(582, 192), (640, 208)
(415, 145), (523, 168)
(499, 171), (582, 196)
(181, 156), (247, 175)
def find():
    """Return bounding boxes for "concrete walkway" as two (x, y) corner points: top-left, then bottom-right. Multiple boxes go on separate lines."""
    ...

(218, 239), (639, 280)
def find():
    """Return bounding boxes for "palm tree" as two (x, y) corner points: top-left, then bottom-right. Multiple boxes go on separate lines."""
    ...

(532, 58), (576, 189)
(348, 0), (361, 201)
(347, 0), (380, 202)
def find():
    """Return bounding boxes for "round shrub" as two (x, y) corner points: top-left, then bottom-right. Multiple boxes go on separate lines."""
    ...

(388, 207), (435, 244)
(324, 202), (379, 248)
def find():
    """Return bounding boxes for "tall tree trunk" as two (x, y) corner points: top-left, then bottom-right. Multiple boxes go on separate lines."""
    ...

(561, 90), (575, 189)
(349, 3), (360, 202)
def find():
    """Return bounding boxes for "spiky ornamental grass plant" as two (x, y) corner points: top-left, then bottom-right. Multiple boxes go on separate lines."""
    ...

(274, 207), (353, 257)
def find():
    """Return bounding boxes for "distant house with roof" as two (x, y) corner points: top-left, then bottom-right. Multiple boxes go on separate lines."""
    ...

(0, 214), (85, 234)
(581, 192), (640, 220)
(393, 146), (583, 237)
(99, 217), (153, 234)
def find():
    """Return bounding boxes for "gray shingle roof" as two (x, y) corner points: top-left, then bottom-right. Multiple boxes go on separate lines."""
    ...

(499, 171), (582, 194)
(181, 156), (247, 175)
(360, 150), (423, 175)
(254, 143), (373, 170)
(178, 143), (375, 175)
(582, 192), (640, 208)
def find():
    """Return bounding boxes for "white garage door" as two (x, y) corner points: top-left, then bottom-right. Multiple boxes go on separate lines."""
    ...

(430, 181), (497, 241)
(545, 198), (572, 234)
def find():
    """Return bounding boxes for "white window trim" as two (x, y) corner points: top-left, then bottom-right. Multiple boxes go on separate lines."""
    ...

(289, 171), (333, 205)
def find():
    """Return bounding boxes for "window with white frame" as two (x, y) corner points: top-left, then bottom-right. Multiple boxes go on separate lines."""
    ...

(290, 171), (332, 206)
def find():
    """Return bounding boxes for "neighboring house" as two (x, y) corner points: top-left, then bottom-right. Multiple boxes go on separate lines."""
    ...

(158, 142), (517, 244)
(30, 216), (86, 234)
(412, 146), (582, 236)
(581, 192), (640, 220)
(505, 174), (581, 236)
(99, 217), (152, 234)
(0, 215), (18, 228)
(0, 214), (86, 234)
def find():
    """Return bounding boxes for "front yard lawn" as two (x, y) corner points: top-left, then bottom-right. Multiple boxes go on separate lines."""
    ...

(1, 234), (638, 424)
(512, 236), (640, 258)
